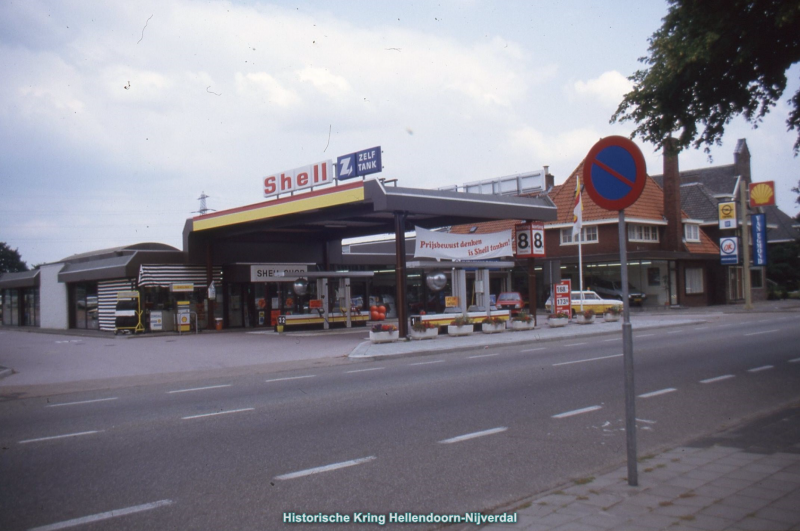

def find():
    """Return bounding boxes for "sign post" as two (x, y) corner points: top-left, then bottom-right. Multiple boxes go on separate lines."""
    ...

(583, 136), (647, 487)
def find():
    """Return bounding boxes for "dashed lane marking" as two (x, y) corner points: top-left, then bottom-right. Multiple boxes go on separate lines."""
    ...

(638, 388), (677, 399)
(274, 456), (376, 481)
(700, 375), (735, 384)
(747, 365), (774, 373)
(181, 408), (254, 420)
(744, 330), (780, 337)
(345, 367), (385, 374)
(553, 354), (621, 367)
(28, 499), (174, 531)
(439, 427), (507, 444)
(46, 398), (118, 407)
(468, 353), (500, 359)
(19, 431), (103, 444)
(168, 385), (231, 394)
(265, 375), (316, 383)
(409, 360), (445, 366)
(552, 405), (602, 419)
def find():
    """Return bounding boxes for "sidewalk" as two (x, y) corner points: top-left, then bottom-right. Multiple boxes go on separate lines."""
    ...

(471, 404), (800, 531)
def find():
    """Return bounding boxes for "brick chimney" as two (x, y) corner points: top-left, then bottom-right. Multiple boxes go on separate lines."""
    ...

(662, 138), (683, 252)
(733, 139), (751, 185)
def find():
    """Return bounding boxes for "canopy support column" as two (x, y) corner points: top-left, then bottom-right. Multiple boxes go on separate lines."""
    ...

(394, 212), (408, 338)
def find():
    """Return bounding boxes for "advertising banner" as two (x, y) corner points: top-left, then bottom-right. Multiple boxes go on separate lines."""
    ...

(751, 213), (768, 266)
(414, 226), (513, 260)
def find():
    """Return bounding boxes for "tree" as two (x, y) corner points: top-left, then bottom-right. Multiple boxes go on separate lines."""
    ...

(611, 0), (800, 155)
(0, 243), (28, 273)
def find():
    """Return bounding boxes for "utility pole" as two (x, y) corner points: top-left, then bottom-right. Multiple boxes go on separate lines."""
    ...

(740, 180), (753, 309)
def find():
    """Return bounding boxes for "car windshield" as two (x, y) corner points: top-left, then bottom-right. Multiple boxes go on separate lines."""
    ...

(498, 293), (518, 301)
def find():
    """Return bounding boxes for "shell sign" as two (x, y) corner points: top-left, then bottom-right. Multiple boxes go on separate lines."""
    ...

(749, 181), (776, 208)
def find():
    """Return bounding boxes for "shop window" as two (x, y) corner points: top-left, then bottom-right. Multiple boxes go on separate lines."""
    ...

(628, 224), (659, 242)
(684, 224), (700, 242)
(560, 226), (598, 245)
(685, 267), (704, 294)
(751, 268), (764, 289)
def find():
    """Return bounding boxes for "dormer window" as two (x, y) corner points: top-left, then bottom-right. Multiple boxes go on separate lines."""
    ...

(684, 224), (700, 242)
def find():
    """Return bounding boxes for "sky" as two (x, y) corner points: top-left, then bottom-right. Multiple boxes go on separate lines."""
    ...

(2, 0), (799, 267)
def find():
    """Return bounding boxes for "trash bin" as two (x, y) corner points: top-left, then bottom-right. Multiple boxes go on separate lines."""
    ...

(215, 318), (223, 331)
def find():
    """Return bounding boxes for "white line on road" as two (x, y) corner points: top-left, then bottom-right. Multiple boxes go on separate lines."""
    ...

(28, 499), (174, 531)
(521, 347), (545, 353)
(694, 327), (709, 330)
(265, 375), (316, 383)
(602, 338), (618, 342)
(744, 330), (780, 337)
(635, 334), (655, 338)
(409, 360), (445, 366)
(553, 354), (622, 367)
(700, 374), (735, 384)
(552, 405), (602, 419)
(747, 365), (774, 373)
(168, 384), (232, 394)
(46, 398), (118, 407)
(636, 418), (657, 424)
(274, 456), (376, 480)
(439, 427), (508, 444)
(638, 388), (677, 399)
(789, 358), (800, 363)
(345, 367), (386, 374)
(468, 353), (500, 359)
(564, 342), (588, 347)
(19, 431), (102, 444)
(181, 408), (254, 420)
(666, 330), (682, 334)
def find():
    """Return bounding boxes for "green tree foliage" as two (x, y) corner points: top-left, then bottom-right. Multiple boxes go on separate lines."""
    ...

(0, 242), (28, 273)
(767, 242), (800, 291)
(611, 0), (800, 154)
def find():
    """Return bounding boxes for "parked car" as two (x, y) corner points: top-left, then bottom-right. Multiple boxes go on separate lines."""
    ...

(545, 290), (623, 317)
(586, 277), (647, 306)
(495, 291), (526, 314)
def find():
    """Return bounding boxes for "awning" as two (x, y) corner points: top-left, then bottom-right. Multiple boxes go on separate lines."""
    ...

(138, 265), (222, 288)
(58, 255), (135, 283)
(0, 269), (40, 289)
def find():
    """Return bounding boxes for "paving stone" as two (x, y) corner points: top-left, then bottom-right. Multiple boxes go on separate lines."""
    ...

(551, 523), (605, 531)
(694, 484), (741, 499)
(703, 463), (741, 474)
(535, 512), (583, 527)
(575, 513), (628, 530)
(732, 516), (798, 531)
(626, 493), (675, 509)
(725, 469), (774, 482)
(578, 493), (625, 510)
(668, 477), (709, 490)
(603, 502), (652, 518)
(771, 472), (800, 484)
(518, 503), (557, 518)
(681, 513), (736, 531)
(652, 502), (699, 518)
(709, 477), (756, 491)
(701, 501), (757, 521)
(743, 463), (787, 475)
(620, 512), (679, 529)
(754, 506), (800, 525)
(686, 469), (728, 482)
(770, 492), (800, 511)
(721, 494), (775, 512)
(553, 503), (598, 517)
(646, 484), (696, 499)
(535, 494), (578, 506)
(737, 485), (792, 501)
(755, 479), (799, 494)
(672, 494), (718, 509)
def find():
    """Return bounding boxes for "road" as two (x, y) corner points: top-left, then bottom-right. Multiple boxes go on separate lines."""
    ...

(1, 313), (799, 530)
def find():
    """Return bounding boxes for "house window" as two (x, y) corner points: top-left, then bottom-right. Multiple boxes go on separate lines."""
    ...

(684, 224), (700, 242)
(628, 224), (659, 242)
(685, 267), (704, 294)
(560, 226), (598, 245)
(751, 268), (764, 289)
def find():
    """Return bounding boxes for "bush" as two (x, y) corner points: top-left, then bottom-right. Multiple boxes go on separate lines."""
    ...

(481, 316), (504, 325)
(450, 314), (472, 326)
(411, 320), (437, 332)
(549, 312), (569, 319)
(371, 323), (397, 333)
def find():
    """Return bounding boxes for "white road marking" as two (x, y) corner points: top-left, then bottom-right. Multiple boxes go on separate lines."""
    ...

(635, 334), (655, 338)
(521, 347), (545, 353)
(409, 360), (445, 366)
(638, 388), (677, 399)
(468, 353), (500, 359)
(747, 365), (774, 373)
(636, 418), (657, 424)
(602, 338), (618, 342)
(666, 330), (682, 334)
(700, 374), (735, 384)
(28, 499), (174, 531)
(46, 398), (118, 408)
(181, 408), (254, 420)
(744, 330), (779, 337)
(345, 367), (385, 374)
(274, 456), (376, 480)
(19, 431), (102, 444)
(552, 405), (602, 419)
(694, 326), (709, 330)
(168, 384), (231, 394)
(553, 354), (622, 366)
(439, 427), (507, 444)
(564, 342), (588, 347)
(265, 375), (316, 383)
(789, 358), (800, 363)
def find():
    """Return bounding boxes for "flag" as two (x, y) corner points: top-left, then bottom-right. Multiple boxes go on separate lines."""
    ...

(572, 175), (583, 241)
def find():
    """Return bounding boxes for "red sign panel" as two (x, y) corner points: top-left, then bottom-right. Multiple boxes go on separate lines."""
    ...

(554, 279), (572, 316)
(749, 181), (776, 208)
(515, 222), (546, 258)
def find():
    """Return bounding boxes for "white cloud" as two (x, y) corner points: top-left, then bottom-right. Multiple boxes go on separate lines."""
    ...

(296, 67), (351, 97)
(573, 70), (633, 106)
(235, 72), (300, 108)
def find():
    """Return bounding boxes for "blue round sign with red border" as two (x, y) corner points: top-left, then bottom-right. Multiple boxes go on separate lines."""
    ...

(582, 136), (647, 211)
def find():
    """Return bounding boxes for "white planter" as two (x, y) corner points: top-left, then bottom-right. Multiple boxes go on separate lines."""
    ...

(481, 322), (506, 334)
(603, 313), (620, 322)
(576, 314), (596, 325)
(409, 327), (439, 340)
(447, 324), (474, 337)
(369, 330), (399, 343)
(548, 317), (568, 328)
(510, 320), (536, 331)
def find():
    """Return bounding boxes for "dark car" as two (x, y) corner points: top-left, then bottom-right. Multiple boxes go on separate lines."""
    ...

(586, 277), (647, 306)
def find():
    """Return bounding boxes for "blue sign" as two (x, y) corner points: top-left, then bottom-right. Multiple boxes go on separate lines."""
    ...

(751, 213), (768, 266)
(720, 237), (740, 265)
(336, 146), (382, 181)
(582, 136), (647, 211)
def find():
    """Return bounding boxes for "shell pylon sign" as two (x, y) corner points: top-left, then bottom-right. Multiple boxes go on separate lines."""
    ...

(749, 181), (776, 208)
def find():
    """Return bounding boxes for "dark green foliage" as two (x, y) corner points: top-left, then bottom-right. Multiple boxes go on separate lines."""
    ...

(612, 0), (800, 155)
(0, 242), (28, 273)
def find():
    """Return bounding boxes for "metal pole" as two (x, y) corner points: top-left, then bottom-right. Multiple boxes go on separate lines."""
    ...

(619, 210), (638, 486)
(740, 180), (753, 309)
(394, 212), (408, 337)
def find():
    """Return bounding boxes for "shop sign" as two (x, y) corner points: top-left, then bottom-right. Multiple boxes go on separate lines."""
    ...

(414, 226), (513, 260)
(263, 160), (333, 198)
(720, 237), (740, 265)
(515, 222), (545, 258)
(336, 146), (382, 181)
(445, 296), (459, 308)
(749, 181), (776, 208)
(751, 213), (768, 266)
(554, 279), (571, 315)
(171, 283), (195, 293)
(309, 299), (323, 309)
(718, 201), (737, 230)
(250, 264), (308, 282)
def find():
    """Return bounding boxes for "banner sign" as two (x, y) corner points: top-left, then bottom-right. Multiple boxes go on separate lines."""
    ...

(250, 264), (308, 282)
(414, 226), (513, 260)
(337, 146), (382, 180)
(751, 213), (768, 266)
(263, 160), (333, 198)
(515, 222), (546, 258)
(718, 201), (737, 230)
(720, 237), (740, 265)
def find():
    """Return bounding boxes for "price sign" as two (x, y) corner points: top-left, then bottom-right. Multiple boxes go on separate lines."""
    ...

(515, 222), (546, 258)
(554, 279), (572, 315)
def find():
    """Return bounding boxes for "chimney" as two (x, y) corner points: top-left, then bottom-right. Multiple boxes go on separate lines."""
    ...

(544, 167), (554, 191)
(734, 139), (751, 185)
(663, 138), (683, 252)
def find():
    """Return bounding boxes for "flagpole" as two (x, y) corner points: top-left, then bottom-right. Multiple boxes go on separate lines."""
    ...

(578, 235), (584, 312)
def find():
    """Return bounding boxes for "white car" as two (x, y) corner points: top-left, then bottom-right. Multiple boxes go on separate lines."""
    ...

(545, 290), (623, 317)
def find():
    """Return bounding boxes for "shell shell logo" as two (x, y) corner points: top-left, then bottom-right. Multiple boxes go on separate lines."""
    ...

(749, 181), (775, 207)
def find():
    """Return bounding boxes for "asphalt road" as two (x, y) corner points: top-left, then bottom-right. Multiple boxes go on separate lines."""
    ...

(1, 313), (799, 530)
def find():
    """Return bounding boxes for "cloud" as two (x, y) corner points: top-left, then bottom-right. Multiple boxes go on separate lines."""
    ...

(573, 70), (633, 106)
(235, 72), (300, 108)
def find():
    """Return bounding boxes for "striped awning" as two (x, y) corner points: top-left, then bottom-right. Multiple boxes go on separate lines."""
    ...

(138, 265), (222, 288)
